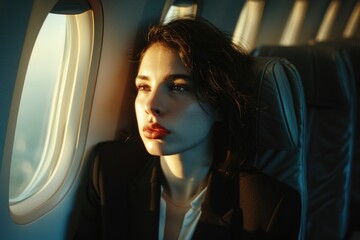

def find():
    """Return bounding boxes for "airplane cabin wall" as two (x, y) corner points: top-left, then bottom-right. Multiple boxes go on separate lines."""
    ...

(0, 0), (166, 239)
(85, 0), (166, 150)
(0, 1), (64, 239)
(0, 0), (359, 239)
(199, 0), (245, 35)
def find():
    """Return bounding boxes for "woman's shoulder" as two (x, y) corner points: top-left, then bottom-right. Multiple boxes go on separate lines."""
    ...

(239, 167), (300, 212)
(95, 134), (148, 162)
(91, 136), (152, 183)
(239, 167), (301, 237)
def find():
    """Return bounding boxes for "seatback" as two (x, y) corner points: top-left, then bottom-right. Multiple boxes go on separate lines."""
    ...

(312, 39), (360, 237)
(252, 45), (356, 240)
(252, 57), (307, 240)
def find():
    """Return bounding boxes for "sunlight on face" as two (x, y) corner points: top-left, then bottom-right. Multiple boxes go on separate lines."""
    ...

(135, 44), (216, 157)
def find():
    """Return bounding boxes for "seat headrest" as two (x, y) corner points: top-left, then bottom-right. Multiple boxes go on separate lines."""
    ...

(252, 45), (353, 108)
(253, 57), (303, 149)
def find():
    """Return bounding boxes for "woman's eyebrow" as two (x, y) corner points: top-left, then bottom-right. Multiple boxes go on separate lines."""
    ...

(136, 74), (192, 81)
(167, 74), (192, 81)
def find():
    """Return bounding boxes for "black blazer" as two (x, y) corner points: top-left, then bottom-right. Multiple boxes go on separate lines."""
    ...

(75, 139), (301, 240)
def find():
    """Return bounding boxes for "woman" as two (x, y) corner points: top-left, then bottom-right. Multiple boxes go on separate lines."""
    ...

(75, 17), (300, 240)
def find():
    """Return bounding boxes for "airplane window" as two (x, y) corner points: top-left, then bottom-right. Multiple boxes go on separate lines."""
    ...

(315, 0), (340, 42)
(343, 1), (360, 38)
(9, 10), (94, 221)
(163, 1), (198, 24)
(280, 0), (308, 45)
(9, 13), (66, 202)
(233, 0), (265, 51)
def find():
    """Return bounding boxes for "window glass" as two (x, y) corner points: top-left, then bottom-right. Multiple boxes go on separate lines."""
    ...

(9, 14), (66, 202)
(163, 3), (197, 24)
(233, 1), (265, 51)
(9, 9), (94, 218)
(343, 1), (360, 38)
(280, 0), (308, 45)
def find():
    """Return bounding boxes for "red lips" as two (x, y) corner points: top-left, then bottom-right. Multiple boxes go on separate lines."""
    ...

(143, 123), (171, 139)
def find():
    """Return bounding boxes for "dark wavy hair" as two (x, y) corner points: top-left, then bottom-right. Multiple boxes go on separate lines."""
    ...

(133, 17), (255, 175)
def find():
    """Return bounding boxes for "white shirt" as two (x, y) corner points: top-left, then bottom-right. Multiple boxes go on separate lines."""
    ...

(158, 187), (207, 240)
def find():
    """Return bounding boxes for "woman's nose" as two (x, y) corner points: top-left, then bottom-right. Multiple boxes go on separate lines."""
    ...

(144, 89), (165, 117)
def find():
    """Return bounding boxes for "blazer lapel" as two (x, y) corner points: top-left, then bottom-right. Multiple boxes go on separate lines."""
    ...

(193, 171), (243, 239)
(126, 159), (243, 239)
(128, 158), (161, 240)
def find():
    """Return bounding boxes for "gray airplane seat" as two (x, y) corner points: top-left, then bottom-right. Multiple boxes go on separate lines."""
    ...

(252, 45), (357, 240)
(251, 57), (307, 240)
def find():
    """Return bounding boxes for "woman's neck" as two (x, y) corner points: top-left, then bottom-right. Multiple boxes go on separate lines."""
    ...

(160, 151), (212, 206)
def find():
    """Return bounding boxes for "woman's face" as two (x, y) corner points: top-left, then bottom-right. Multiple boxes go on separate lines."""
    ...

(135, 44), (217, 156)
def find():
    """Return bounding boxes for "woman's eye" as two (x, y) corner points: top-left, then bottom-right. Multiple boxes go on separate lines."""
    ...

(170, 84), (189, 92)
(136, 84), (150, 92)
